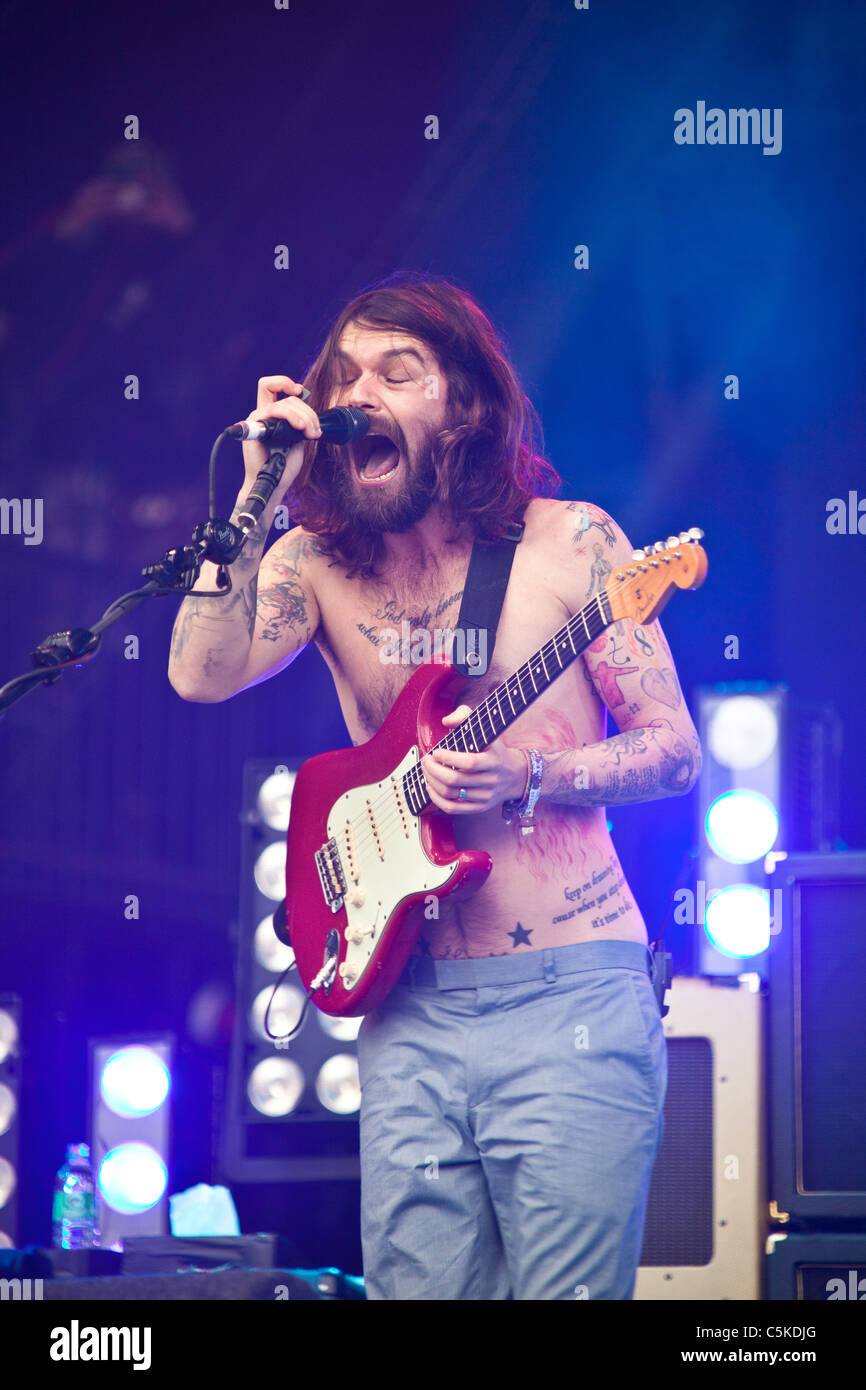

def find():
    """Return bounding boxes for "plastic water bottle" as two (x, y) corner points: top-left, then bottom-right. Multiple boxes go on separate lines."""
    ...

(52, 1142), (100, 1249)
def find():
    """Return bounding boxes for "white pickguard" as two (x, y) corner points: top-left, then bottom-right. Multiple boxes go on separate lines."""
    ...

(325, 746), (459, 990)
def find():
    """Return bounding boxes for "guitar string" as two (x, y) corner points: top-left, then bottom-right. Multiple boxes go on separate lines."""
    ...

(319, 548), (696, 875)
(306, 545), (702, 981)
(327, 559), (668, 872)
(320, 624), (590, 883)
(325, 593), (611, 872)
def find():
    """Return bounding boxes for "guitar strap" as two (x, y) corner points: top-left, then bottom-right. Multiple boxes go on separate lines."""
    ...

(272, 508), (526, 952)
(451, 507), (526, 678)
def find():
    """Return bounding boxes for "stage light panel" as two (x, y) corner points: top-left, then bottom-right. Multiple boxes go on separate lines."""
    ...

(254, 841), (287, 900)
(706, 695), (779, 770)
(257, 770), (296, 831)
(705, 788), (779, 863)
(315, 1055), (361, 1115)
(98, 1141), (167, 1215)
(254, 915), (295, 973)
(704, 883), (771, 959)
(247, 1057), (305, 1117)
(100, 1046), (171, 1119)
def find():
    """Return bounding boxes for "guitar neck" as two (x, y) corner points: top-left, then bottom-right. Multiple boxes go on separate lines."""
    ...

(403, 590), (613, 814)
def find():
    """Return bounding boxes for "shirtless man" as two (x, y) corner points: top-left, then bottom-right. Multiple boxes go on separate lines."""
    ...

(168, 275), (701, 1301)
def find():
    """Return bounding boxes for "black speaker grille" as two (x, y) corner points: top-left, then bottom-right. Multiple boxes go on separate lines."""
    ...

(800, 882), (866, 1193)
(640, 1037), (714, 1266)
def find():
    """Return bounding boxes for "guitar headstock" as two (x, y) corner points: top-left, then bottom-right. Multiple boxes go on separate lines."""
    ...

(605, 528), (708, 626)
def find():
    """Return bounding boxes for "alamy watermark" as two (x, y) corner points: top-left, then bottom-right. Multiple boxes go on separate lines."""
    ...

(376, 622), (488, 672)
(49, 1320), (151, 1369)
(0, 497), (42, 545)
(673, 882), (783, 935)
(674, 103), (782, 156)
(1, 1277), (44, 1300)
(826, 491), (866, 534)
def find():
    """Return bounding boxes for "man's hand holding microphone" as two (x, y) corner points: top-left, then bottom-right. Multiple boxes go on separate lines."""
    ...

(167, 376), (367, 701)
(233, 374), (324, 534)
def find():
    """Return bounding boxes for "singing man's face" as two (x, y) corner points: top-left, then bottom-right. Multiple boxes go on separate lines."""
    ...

(327, 324), (449, 534)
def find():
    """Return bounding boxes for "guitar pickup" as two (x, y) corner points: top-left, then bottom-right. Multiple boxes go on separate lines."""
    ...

(315, 837), (347, 912)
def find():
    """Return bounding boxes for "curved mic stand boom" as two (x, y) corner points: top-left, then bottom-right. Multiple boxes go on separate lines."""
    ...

(0, 400), (369, 718)
(0, 433), (282, 720)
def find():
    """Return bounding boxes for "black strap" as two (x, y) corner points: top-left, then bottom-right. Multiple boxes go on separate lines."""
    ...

(451, 510), (526, 677)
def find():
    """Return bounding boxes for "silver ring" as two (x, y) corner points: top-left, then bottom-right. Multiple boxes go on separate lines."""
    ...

(458, 787), (468, 801)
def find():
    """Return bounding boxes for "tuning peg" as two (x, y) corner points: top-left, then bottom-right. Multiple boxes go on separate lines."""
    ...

(666, 535), (680, 548)
(631, 548), (646, 561)
(653, 541), (666, 553)
(678, 531), (691, 543)
(688, 527), (704, 540)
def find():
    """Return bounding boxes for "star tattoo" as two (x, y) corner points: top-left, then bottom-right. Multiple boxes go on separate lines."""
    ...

(508, 922), (533, 948)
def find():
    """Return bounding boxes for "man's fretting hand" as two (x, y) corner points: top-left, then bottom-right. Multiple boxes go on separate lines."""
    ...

(421, 705), (528, 814)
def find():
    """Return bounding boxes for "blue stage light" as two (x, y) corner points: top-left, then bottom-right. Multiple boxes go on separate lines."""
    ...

(705, 789), (779, 864)
(98, 1142), (167, 1215)
(100, 1046), (171, 1119)
(706, 694), (779, 770)
(704, 884), (771, 959)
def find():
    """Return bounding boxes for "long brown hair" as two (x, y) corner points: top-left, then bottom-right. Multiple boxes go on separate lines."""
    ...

(286, 271), (561, 576)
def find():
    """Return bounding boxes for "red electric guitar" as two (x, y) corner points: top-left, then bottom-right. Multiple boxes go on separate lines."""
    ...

(284, 528), (707, 1016)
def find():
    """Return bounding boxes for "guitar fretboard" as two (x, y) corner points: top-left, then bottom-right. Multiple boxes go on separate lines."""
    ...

(402, 590), (613, 815)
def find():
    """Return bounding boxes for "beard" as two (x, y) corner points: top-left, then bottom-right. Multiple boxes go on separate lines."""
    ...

(327, 418), (439, 537)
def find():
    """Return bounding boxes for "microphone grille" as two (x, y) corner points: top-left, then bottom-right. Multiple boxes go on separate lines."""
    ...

(320, 406), (370, 444)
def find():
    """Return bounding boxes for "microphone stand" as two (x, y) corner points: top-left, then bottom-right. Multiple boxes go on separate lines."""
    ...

(0, 443), (289, 720)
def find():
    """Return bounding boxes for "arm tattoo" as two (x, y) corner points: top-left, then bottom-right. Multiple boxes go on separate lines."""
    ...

(256, 572), (309, 642)
(169, 573), (259, 674)
(539, 724), (699, 806)
(169, 522), (319, 670)
(566, 502), (618, 548)
(250, 531), (323, 644)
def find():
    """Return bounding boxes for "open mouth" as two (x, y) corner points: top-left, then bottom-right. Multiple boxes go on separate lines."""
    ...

(353, 433), (401, 485)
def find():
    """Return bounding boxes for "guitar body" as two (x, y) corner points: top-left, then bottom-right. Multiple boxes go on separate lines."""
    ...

(284, 527), (707, 1018)
(285, 657), (493, 1017)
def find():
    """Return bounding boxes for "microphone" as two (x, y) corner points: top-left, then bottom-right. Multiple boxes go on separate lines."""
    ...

(226, 403), (370, 447)
(231, 404), (369, 533)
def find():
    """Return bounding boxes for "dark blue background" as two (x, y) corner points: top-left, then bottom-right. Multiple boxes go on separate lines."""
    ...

(1, 0), (863, 1266)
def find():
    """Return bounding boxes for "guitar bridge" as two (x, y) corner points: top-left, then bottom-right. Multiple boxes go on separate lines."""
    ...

(315, 837), (347, 912)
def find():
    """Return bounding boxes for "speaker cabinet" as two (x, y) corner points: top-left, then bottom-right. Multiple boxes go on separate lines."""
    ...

(766, 1232), (866, 1300)
(767, 851), (866, 1221)
(635, 976), (764, 1299)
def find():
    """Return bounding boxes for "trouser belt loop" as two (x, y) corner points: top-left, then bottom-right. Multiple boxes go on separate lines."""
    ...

(543, 949), (557, 983)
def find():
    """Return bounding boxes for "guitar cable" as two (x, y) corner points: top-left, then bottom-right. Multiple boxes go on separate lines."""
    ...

(262, 954), (337, 1043)
(263, 961), (309, 1043)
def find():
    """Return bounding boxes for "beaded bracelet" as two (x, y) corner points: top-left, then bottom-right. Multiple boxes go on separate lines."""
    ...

(502, 749), (544, 835)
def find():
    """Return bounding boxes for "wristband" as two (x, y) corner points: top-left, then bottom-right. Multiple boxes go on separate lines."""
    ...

(502, 749), (544, 835)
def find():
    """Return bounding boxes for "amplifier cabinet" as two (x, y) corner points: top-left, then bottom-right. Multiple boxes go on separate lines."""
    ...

(767, 852), (866, 1222)
(635, 976), (764, 1299)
